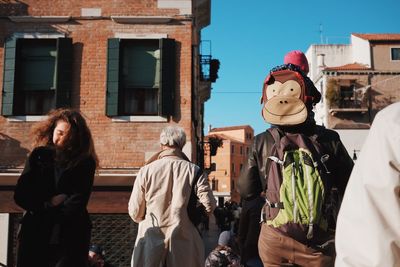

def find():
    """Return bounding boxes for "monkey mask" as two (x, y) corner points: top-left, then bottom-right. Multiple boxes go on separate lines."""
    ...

(261, 66), (319, 126)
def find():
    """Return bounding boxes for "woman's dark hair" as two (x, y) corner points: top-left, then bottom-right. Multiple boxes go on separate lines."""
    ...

(31, 108), (99, 169)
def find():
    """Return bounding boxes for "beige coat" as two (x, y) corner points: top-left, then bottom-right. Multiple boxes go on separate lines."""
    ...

(335, 102), (400, 267)
(128, 148), (216, 267)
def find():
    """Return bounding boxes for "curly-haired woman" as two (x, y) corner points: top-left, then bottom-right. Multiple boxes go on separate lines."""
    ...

(14, 108), (98, 267)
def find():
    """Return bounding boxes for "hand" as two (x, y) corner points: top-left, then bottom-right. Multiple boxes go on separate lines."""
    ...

(50, 194), (67, 207)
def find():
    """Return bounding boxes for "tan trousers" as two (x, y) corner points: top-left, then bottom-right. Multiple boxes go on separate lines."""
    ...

(258, 224), (334, 267)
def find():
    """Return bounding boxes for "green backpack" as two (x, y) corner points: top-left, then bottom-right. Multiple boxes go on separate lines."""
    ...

(263, 127), (333, 244)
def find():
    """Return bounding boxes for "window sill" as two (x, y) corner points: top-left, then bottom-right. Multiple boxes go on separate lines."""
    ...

(7, 116), (47, 122)
(111, 116), (168, 122)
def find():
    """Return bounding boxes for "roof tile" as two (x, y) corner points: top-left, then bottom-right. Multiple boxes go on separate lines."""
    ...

(324, 63), (370, 71)
(352, 33), (400, 41)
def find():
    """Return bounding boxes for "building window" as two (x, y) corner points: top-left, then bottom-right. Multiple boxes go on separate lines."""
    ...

(240, 146), (243, 155)
(240, 163), (243, 171)
(339, 85), (355, 108)
(211, 178), (218, 191)
(2, 37), (72, 116)
(391, 47), (400, 61)
(246, 147), (249, 155)
(245, 133), (252, 140)
(106, 38), (176, 117)
(231, 145), (235, 153)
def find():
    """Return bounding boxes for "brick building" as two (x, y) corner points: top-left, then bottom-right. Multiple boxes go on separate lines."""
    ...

(0, 1), (214, 265)
(205, 125), (254, 204)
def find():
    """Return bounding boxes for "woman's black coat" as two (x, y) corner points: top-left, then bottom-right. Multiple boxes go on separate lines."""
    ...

(14, 146), (96, 267)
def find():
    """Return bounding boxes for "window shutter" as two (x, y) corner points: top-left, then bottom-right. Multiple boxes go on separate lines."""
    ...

(160, 38), (176, 117)
(56, 38), (73, 108)
(106, 38), (120, 116)
(2, 37), (17, 115)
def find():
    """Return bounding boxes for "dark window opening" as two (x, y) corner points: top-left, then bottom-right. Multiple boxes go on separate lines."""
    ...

(339, 85), (355, 108)
(211, 178), (218, 191)
(106, 38), (175, 117)
(14, 39), (57, 115)
(120, 39), (159, 116)
(391, 48), (400, 60)
(2, 37), (72, 116)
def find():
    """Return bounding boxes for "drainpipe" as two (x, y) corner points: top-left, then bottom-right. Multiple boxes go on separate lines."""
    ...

(367, 73), (372, 123)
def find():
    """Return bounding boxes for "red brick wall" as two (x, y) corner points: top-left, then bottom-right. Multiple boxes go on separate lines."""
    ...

(0, 1), (197, 169)
(0, 0), (178, 17)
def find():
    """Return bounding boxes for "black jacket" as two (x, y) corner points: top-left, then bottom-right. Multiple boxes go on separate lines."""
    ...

(14, 146), (96, 267)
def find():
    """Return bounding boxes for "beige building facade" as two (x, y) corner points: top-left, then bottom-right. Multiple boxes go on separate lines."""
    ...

(205, 125), (254, 204)
(306, 33), (400, 158)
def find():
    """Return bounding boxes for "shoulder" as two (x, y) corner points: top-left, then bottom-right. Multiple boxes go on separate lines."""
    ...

(29, 146), (55, 164)
(314, 125), (341, 142)
(254, 130), (272, 144)
(254, 130), (268, 140)
(30, 145), (55, 157)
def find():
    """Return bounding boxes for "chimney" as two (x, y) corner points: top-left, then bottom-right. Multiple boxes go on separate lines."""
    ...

(208, 124), (212, 133)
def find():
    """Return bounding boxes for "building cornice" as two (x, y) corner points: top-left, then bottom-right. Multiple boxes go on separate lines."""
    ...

(111, 16), (173, 24)
(323, 70), (400, 75)
(8, 16), (71, 23)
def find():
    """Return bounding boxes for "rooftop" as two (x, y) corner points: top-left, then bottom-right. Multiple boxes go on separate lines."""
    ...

(210, 125), (253, 132)
(324, 63), (371, 71)
(206, 133), (242, 143)
(352, 33), (400, 41)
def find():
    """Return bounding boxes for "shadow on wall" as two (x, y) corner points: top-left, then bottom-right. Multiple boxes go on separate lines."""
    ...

(0, 133), (30, 168)
(172, 41), (181, 123)
(0, 1), (28, 16)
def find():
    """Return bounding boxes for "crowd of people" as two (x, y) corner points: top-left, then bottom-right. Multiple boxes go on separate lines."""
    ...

(12, 50), (400, 267)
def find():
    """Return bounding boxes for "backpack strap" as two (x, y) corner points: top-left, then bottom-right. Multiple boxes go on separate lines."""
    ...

(267, 127), (282, 143)
(305, 128), (332, 175)
(263, 128), (285, 211)
(264, 128), (279, 190)
(266, 126), (282, 173)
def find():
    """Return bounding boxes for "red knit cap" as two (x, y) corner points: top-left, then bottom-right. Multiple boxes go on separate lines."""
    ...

(284, 50), (309, 74)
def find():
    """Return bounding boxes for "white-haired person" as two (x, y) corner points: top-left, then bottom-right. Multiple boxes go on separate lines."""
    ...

(128, 125), (216, 267)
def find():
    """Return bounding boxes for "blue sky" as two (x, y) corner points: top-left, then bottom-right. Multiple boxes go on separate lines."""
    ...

(202, 0), (400, 135)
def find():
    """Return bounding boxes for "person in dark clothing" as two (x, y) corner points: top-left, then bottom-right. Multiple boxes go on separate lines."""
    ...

(238, 51), (353, 267)
(237, 195), (264, 267)
(214, 205), (228, 232)
(14, 108), (99, 267)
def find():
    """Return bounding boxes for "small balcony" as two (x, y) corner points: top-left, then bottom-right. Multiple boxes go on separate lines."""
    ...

(328, 85), (369, 115)
(199, 40), (219, 83)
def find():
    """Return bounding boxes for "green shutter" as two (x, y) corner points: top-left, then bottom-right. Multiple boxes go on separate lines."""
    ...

(55, 38), (73, 108)
(160, 38), (176, 116)
(106, 38), (120, 116)
(2, 37), (17, 116)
